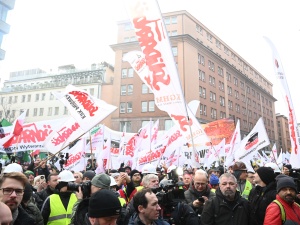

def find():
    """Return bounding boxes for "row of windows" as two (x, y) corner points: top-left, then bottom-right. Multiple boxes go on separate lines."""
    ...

(0, 107), (68, 118)
(119, 119), (174, 133)
(120, 101), (155, 113)
(120, 84), (153, 96)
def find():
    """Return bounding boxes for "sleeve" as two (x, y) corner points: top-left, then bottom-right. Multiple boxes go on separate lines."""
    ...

(70, 199), (82, 224)
(125, 181), (135, 198)
(263, 202), (282, 225)
(41, 197), (51, 225)
(201, 199), (215, 225)
(184, 190), (195, 209)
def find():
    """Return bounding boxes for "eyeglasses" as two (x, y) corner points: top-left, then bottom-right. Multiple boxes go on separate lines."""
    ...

(0, 188), (24, 196)
(74, 176), (79, 179)
(194, 182), (207, 187)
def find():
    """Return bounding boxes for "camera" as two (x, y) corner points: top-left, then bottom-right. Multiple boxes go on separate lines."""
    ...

(67, 181), (91, 199)
(198, 197), (205, 203)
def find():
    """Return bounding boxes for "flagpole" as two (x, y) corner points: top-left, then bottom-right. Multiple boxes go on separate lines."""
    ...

(89, 132), (94, 170)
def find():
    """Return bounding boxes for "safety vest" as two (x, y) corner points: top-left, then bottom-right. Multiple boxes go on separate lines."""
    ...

(128, 186), (144, 202)
(48, 193), (77, 225)
(211, 188), (216, 193)
(118, 197), (126, 207)
(241, 180), (252, 200)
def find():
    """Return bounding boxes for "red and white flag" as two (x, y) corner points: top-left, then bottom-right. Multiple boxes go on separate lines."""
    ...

(225, 120), (241, 168)
(270, 143), (278, 163)
(123, 1), (208, 166)
(235, 117), (270, 163)
(265, 37), (300, 168)
(96, 135), (112, 174)
(0, 110), (27, 149)
(203, 138), (225, 168)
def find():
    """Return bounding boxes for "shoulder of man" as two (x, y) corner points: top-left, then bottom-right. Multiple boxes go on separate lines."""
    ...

(16, 205), (36, 224)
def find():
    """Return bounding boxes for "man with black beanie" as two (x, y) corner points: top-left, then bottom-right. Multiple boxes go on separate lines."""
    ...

(88, 189), (121, 225)
(248, 167), (277, 225)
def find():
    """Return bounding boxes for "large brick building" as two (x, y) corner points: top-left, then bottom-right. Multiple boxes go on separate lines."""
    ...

(110, 10), (277, 143)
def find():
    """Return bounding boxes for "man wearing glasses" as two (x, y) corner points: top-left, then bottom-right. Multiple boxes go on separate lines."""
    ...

(184, 170), (216, 215)
(0, 172), (35, 225)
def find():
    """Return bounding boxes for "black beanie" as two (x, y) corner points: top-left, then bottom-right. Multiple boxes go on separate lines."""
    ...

(277, 176), (297, 193)
(130, 169), (141, 178)
(83, 170), (95, 180)
(256, 167), (276, 185)
(88, 190), (121, 218)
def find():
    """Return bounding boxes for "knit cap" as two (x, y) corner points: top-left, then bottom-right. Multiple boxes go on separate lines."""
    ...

(91, 173), (111, 189)
(88, 189), (121, 218)
(256, 167), (275, 185)
(277, 176), (297, 193)
(83, 170), (95, 180)
(209, 174), (219, 185)
(130, 169), (142, 178)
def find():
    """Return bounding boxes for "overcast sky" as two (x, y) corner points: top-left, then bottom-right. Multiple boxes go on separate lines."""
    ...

(1, 0), (300, 120)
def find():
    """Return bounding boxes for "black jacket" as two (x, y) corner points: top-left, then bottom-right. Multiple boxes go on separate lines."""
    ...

(28, 162), (50, 181)
(21, 202), (44, 225)
(248, 182), (277, 225)
(35, 186), (58, 210)
(201, 188), (251, 225)
(14, 206), (36, 225)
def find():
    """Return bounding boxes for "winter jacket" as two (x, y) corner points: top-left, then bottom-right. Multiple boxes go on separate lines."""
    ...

(28, 163), (50, 181)
(128, 213), (170, 225)
(35, 186), (58, 210)
(14, 206), (36, 225)
(248, 182), (277, 225)
(264, 194), (300, 225)
(201, 188), (251, 225)
(184, 184), (216, 214)
(21, 202), (44, 225)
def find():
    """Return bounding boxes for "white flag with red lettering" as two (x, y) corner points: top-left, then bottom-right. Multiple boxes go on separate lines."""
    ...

(225, 120), (241, 168)
(264, 37), (300, 168)
(270, 143), (278, 163)
(124, 0), (209, 167)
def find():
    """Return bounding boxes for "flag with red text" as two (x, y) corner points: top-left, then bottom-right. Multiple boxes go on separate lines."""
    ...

(264, 37), (300, 168)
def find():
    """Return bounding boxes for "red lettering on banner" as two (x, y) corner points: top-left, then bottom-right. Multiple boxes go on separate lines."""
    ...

(65, 151), (84, 167)
(286, 96), (298, 154)
(69, 91), (98, 116)
(51, 122), (80, 146)
(171, 114), (192, 132)
(138, 146), (166, 165)
(133, 17), (170, 91)
(167, 130), (182, 147)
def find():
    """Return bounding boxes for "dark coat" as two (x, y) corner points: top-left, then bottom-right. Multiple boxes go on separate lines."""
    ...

(35, 186), (58, 210)
(22, 202), (44, 225)
(14, 206), (36, 225)
(201, 188), (251, 225)
(248, 181), (277, 225)
(128, 213), (170, 225)
(184, 184), (216, 214)
(27, 162), (50, 181)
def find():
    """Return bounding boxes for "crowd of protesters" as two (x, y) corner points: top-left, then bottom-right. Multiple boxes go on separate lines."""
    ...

(0, 155), (300, 225)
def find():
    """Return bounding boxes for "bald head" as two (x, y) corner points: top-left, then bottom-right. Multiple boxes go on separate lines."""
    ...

(193, 173), (208, 192)
(0, 202), (12, 225)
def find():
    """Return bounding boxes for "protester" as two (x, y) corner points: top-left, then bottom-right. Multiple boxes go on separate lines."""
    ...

(129, 188), (169, 225)
(27, 157), (50, 180)
(247, 171), (256, 186)
(232, 161), (253, 199)
(182, 173), (192, 190)
(201, 173), (251, 225)
(184, 171), (215, 215)
(248, 167), (276, 225)
(282, 164), (292, 176)
(73, 172), (83, 184)
(24, 170), (35, 186)
(209, 174), (219, 192)
(41, 170), (77, 224)
(88, 190), (122, 225)
(82, 170), (95, 182)
(264, 175), (300, 225)
(0, 172), (35, 224)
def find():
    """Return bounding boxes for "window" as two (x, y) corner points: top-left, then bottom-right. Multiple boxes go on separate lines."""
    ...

(127, 102), (132, 113)
(125, 22), (133, 30)
(14, 96), (18, 103)
(142, 84), (149, 94)
(47, 107), (52, 116)
(90, 88), (94, 96)
(128, 68), (134, 77)
(200, 104), (207, 116)
(172, 47), (178, 56)
(248, 110), (252, 118)
(64, 106), (68, 115)
(218, 67), (223, 77)
(210, 92), (216, 102)
(226, 72), (231, 82)
(120, 121), (131, 132)
(227, 86), (232, 95)
(220, 111), (226, 119)
(236, 104), (240, 112)
(41, 93), (46, 101)
(171, 16), (177, 24)
(198, 54), (205, 65)
(39, 108), (44, 116)
(142, 101), (147, 112)
(164, 120), (174, 130)
(54, 107), (59, 115)
(121, 85), (127, 95)
(22, 95), (26, 102)
(11, 110), (16, 118)
(8, 96), (12, 104)
(171, 30), (177, 36)
(199, 86), (206, 98)
(198, 70), (205, 81)
(27, 94), (31, 102)
(228, 100), (233, 110)
(247, 86), (250, 94)
(219, 81), (224, 91)
(128, 85), (133, 95)
(240, 81), (244, 89)
(33, 108), (38, 116)
(121, 69), (127, 78)
(224, 46), (229, 55)
(208, 60), (215, 72)
(164, 17), (170, 25)
(50, 94), (54, 100)
(120, 103), (126, 113)
(211, 108), (217, 119)
(207, 33), (213, 42)
(220, 96), (225, 106)
(234, 90), (239, 99)
(216, 40), (221, 49)
(233, 77), (238, 86)
(209, 76), (215, 86)
(35, 94), (39, 101)
(149, 101), (155, 112)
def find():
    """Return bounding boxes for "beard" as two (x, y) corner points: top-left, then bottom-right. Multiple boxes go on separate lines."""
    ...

(223, 189), (235, 201)
(284, 194), (296, 204)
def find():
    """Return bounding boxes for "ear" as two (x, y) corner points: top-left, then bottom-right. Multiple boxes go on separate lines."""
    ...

(138, 205), (144, 213)
(89, 217), (96, 225)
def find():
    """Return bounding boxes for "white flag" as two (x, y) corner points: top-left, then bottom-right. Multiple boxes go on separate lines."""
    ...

(225, 120), (241, 168)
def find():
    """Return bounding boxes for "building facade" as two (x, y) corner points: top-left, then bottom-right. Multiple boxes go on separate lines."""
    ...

(110, 10), (277, 143)
(0, 0), (16, 61)
(0, 62), (115, 127)
(276, 113), (291, 153)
